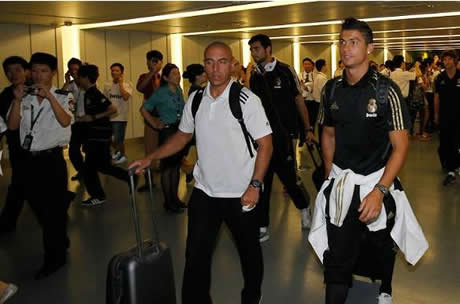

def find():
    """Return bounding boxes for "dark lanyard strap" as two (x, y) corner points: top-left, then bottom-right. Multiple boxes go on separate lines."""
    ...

(30, 105), (44, 132)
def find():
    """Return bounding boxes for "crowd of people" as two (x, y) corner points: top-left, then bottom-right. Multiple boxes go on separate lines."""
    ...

(0, 15), (457, 304)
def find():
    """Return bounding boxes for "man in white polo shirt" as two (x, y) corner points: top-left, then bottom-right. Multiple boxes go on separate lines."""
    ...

(130, 41), (273, 304)
(390, 55), (416, 100)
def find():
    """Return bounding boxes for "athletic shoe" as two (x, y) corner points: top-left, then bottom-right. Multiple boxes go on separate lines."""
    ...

(301, 207), (312, 230)
(112, 151), (121, 160)
(0, 284), (18, 303)
(377, 292), (392, 304)
(114, 155), (127, 164)
(259, 227), (269, 243)
(81, 197), (106, 207)
(443, 173), (456, 186)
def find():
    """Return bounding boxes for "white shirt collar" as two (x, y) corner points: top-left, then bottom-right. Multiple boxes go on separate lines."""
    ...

(203, 79), (235, 101)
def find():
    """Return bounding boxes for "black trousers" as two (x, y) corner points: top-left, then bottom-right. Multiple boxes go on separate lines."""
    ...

(21, 148), (69, 262)
(182, 188), (263, 304)
(322, 181), (397, 302)
(306, 100), (320, 128)
(258, 149), (310, 228)
(69, 122), (86, 173)
(83, 141), (129, 199)
(439, 124), (460, 172)
(0, 144), (25, 230)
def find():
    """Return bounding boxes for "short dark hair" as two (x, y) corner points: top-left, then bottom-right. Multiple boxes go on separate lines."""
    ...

(30, 52), (57, 71)
(393, 55), (405, 68)
(315, 59), (326, 71)
(182, 63), (205, 84)
(248, 34), (272, 50)
(110, 62), (124, 73)
(78, 64), (99, 84)
(67, 57), (82, 69)
(2, 56), (28, 74)
(303, 57), (314, 64)
(160, 63), (178, 86)
(341, 17), (373, 44)
(441, 49), (458, 61)
(146, 50), (163, 61)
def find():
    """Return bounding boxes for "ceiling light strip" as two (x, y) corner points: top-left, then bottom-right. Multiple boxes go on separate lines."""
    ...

(77, 0), (319, 30)
(182, 11), (460, 36)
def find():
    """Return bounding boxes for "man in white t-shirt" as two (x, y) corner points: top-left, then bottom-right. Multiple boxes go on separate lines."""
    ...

(390, 55), (416, 99)
(312, 59), (328, 126)
(104, 63), (133, 164)
(130, 41), (273, 304)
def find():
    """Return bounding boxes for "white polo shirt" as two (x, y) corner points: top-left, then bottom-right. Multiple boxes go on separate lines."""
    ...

(390, 68), (416, 98)
(15, 86), (73, 151)
(179, 80), (272, 198)
(312, 71), (328, 103)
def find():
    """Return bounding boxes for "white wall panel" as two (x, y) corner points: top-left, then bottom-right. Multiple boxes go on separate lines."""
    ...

(272, 41), (293, 67)
(30, 25), (58, 86)
(83, 30), (107, 84)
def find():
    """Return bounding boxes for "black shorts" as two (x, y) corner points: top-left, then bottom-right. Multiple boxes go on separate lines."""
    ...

(159, 124), (187, 168)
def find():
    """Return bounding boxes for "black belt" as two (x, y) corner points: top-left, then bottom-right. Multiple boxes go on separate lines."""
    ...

(28, 146), (63, 157)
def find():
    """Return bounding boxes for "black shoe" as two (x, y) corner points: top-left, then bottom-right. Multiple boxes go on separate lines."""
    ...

(443, 173), (456, 186)
(34, 258), (66, 280)
(176, 200), (188, 209)
(71, 172), (82, 181)
(186, 173), (194, 183)
(163, 202), (184, 214)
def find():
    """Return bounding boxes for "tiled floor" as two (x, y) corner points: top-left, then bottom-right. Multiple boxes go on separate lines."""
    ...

(0, 136), (458, 303)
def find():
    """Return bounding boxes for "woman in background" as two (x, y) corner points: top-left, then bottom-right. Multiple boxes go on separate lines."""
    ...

(141, 63), (187, 213)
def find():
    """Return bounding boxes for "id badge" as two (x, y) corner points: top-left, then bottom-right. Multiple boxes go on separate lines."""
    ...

(22, 134), (34, 151)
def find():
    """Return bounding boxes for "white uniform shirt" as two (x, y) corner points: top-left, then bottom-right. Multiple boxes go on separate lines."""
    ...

(15, 86), (73, 151)
(312, 71), (328, 103)
(299, 71), (314, 100)
(103, 81), (133, 122)
(390, 68), (416, 98)
(179, 80), (272, 198)
(67, 81), (85, 118)
(0, 115), (6, 133)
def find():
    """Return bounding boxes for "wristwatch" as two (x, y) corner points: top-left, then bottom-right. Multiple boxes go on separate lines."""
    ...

(250, 179), (263, 191)
(306, 126), (314, 132)
(374, 184), (389, 197)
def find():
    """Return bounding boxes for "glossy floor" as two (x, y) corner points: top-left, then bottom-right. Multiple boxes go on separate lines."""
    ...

(0, 136), (458, 304)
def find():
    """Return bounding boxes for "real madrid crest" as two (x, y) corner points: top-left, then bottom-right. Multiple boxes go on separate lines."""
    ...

(367, 98), (378, 113)
(274, 77), (282, 88)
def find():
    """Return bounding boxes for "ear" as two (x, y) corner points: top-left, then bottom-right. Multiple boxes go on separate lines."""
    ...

(367, 43), (374, 55)
(267, 45), (272, 55)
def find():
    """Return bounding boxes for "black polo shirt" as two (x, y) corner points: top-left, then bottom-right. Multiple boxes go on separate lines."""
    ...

(0, 85), (21, 156)
(250, 60), (302, 136)
(434, 70), (460, 126)
(84, 86), (112, 142)
(318, 68), (410, 175)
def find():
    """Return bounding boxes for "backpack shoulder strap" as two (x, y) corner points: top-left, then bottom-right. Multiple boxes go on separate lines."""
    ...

(229, 82), (257, 158)
(191, 88), (205, 120)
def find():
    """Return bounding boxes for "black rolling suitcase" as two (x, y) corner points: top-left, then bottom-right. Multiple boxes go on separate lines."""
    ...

(306, 141), (325, 191)
(106, 168), (176, 304)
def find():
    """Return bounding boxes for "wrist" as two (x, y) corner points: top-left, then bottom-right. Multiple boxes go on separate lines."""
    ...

(249, 179), (263, 191)
(374, 184), (389, 197)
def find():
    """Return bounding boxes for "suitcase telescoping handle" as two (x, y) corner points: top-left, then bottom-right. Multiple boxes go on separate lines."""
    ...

(128, 166), (161, 259)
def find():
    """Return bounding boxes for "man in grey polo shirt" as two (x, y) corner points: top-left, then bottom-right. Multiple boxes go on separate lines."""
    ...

(130, 41), (273, 304)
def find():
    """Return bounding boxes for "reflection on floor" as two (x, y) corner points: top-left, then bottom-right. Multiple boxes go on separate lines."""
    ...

(0, 136), (458, 304)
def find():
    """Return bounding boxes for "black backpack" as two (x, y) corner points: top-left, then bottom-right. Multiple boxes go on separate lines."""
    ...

(191, 82), (258, 158)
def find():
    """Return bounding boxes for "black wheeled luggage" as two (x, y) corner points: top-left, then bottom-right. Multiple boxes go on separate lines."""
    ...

(106, 168), (176, 304)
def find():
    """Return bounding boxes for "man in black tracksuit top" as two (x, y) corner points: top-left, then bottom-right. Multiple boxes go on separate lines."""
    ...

(77, 64), (130, 207)
(434, 49), (460, 186)
(248, 34), (315, 241)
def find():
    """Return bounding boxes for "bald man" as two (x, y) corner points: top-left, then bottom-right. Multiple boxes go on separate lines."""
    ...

(130, 41), (273, 304)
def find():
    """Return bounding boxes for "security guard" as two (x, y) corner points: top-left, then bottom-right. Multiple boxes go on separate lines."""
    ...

(8, 52), (73, 280)
(314, 18), (411, 304)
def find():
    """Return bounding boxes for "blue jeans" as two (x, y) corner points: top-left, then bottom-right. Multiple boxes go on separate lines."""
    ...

(111, 121), (127, 148)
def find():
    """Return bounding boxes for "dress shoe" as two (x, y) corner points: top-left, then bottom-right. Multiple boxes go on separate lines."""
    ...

(163, 202), (184, 214)
(176, 200), (188, 209)
(34, 259), (66, 280)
